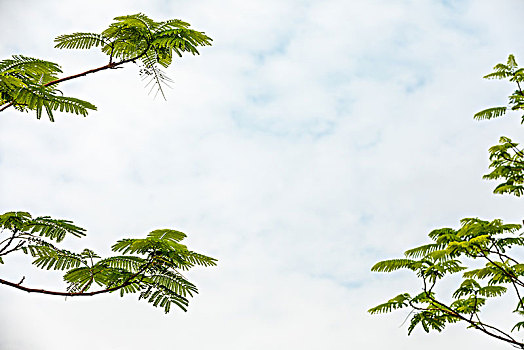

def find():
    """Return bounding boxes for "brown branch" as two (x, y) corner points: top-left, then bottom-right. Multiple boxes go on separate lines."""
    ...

(0, 276), (132, 296)
(420, 281), (523, 348)
(509, 144), (524, 158)
(43, 43), (151, 88)
(433, 301), (520, 346)
(43, 62), (121, 87)
(480, 250), (524, 287)
(490, 245), (524, 311)
(0, 241), (24, 256)
(0, 232), (18, 255)
(0, 43), (151, 113)
(487, 246), (520, 265)
(0, 62), (121, 113)
(470, 291), (479, 322)
(0, 260), (152, 297)
(0, 102), (14, 112)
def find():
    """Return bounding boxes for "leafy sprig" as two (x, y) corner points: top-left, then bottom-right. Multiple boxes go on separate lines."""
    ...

(0, 13), (212, 120)
(0, 55), (96, 121)
(54, 13), (212, 100)
(474, 55), (524, 122)
(370, 218), (524, 348)
(0, 211), (216, 313)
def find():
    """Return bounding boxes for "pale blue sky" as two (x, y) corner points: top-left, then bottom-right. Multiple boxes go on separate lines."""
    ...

(0, 0), (523, 349)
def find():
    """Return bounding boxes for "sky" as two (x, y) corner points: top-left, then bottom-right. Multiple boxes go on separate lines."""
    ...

(0, 0), (523, 349)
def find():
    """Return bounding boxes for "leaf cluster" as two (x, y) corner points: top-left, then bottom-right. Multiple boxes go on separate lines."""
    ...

(474, 55), (524, 122)
(0, 13), (216, 315)
(0, 212), (216, 313)
(0, 56), (96, 121)
(54, 13), (212, 99)
(483, 136), (524, 197)
(370, 217), (524, 344)
(471, 56), (524, 201)
(1, 13), (212, 120)
(474, 56), (524, 197)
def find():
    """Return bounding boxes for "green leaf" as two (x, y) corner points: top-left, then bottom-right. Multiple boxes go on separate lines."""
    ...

(404, 243), (445, 259)
(24, 216), (86, 241)
(478, 285), (507, 298)
(512, 321), (524, 332)
(371, 259), (416, 272)
(507, 54), (518, 69)
(408, 311), (447, 335)
(30, 246), (85, 270)
(452, 279), (480, 298)
(54, 33), (108, 50)
(368, 293), (411, 314)
(147, 229), (187, 243)
(483, 71), (510, 80)
(474, 107), (507, 120)
(100, 255), (146, 272)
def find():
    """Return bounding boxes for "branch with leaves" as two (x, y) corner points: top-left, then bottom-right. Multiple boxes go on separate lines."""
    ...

(0, 13), (212, 121)
(0, 211), (216, 313)
(474, 55), (524, 197)
(369, 55), (524, 348)
(474, 54), (524, 122)
(369, 218), (524, 348)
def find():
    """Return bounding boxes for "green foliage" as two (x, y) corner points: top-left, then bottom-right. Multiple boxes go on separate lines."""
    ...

(370, 218), (524, 345)
(0, 211), (85, 241)
(0, 14), (215, 315)
(370, 55), (524, 348)
(483, 137), (524, 197)
(54, 13), (212, 99)
(370, 259), (416, 272)
(474, 55), (524, 122)
(0, 211), (216, 313)
(1, 13), (212, 120)
(474, 56), (524, 197)
(0, 55), (96, 121)
(368, 293), (411, 314)
(473, 106), (507, 120)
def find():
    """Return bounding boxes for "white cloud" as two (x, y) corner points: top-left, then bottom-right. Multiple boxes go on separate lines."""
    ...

(1, 0), (523, 349)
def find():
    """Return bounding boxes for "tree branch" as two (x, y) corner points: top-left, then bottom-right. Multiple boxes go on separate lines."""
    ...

(421, 286), (523, 348)
(0, 276), (133, 296)
(0, 43), (152, 113)
(43, 62), (120, 87)
(480, 250), (524, 287)
(0, 232), (18, 255)
(0, 260), (152, 297)
(0, 102), (14, 112)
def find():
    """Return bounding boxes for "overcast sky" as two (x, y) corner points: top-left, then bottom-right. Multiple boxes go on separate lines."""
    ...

(1, 0), (523, 349)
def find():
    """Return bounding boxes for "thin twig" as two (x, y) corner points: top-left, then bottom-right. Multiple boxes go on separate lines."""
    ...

(0, 261), (152, 297)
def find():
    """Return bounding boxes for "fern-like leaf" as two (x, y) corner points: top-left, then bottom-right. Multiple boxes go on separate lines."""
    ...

(54, 33), (108, 50)
(474, 107), (507, 120)
(512, 321), (524, 332)
(101, 255), (146, 272)
(147, 229), (187, 242)
(23, 216), (86, 241)
(368, 293), (411, 314)
(371, 259), (416, 272)
(483, 71), (510, 80)
(404, 243), (446, 259)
